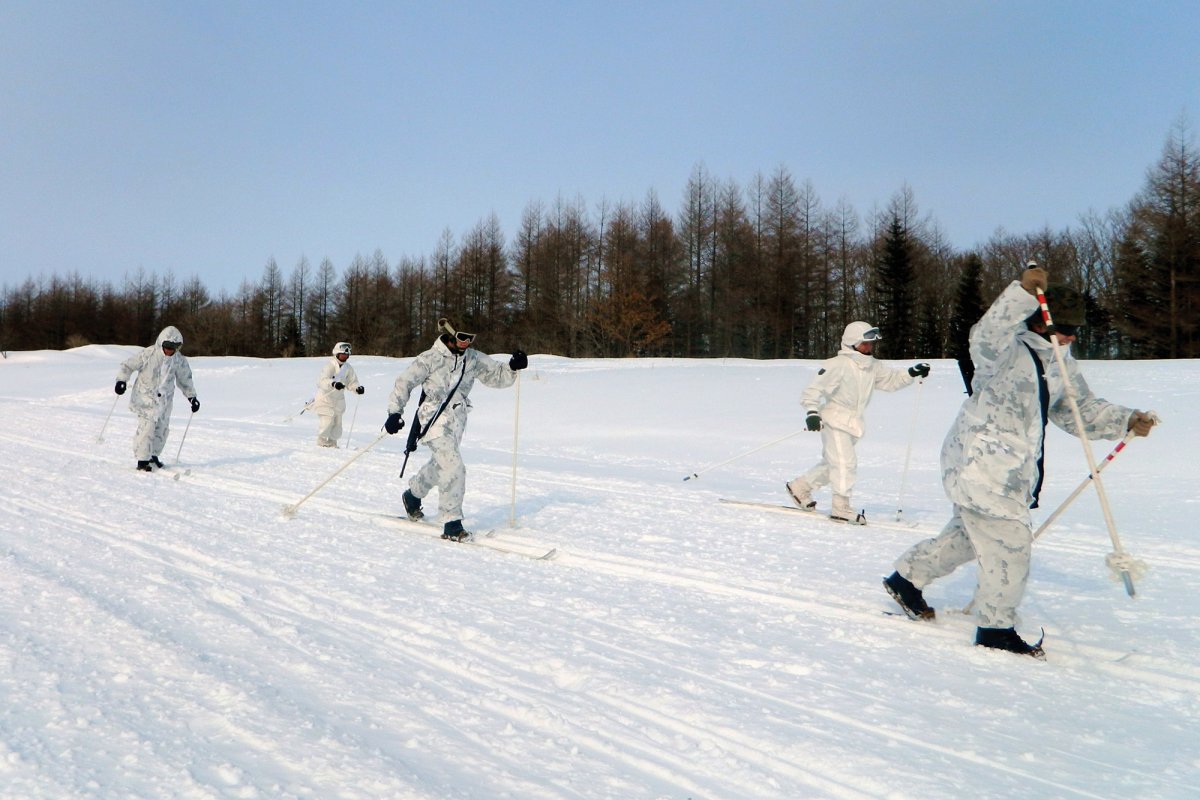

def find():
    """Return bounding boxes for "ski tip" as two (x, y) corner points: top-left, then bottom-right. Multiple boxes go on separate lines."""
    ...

(538, 548), (558, 561)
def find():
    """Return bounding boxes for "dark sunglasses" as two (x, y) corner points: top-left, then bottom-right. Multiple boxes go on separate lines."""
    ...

(1052, 324), (1080, 337)
(455, 331), (476, 344)
(161, 341), (181, 351)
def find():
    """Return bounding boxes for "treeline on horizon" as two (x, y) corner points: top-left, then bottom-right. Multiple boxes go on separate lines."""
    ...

(3, 124), (1198, 362)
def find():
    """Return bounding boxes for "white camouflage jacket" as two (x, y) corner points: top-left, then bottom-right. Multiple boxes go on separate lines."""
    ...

(312, 357), (361, 415)
(943, 281), (1131, 521)
(802, 349), (914, 438)
(116, 326), (197, 419)
(387, 336), (517, 443)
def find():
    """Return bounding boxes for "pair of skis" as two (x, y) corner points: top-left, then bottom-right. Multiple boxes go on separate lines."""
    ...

(374, 514), (557, 561)
(717, 498), (924, 533)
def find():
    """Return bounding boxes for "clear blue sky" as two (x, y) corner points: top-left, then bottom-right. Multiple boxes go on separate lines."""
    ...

(3, 1), (1198, 294)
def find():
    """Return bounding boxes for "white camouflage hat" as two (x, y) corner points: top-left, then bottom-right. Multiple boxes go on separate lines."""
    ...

(841, 321), (881, 348)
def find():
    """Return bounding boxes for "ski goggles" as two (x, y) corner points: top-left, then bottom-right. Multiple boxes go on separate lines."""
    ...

(161, 341), (181, 351)
(454, 331), (476, 344)
(860, 327), (881, 342)
(1052, 323), (1080, 337)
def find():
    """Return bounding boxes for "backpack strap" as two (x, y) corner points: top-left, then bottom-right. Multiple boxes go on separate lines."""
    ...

(1024, 342), (1050, 509)
(399, 356), (468, 478)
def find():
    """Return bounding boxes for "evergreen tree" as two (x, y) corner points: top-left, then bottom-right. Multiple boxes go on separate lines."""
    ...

(873, 215), (916, 357)
(948, 253), (985, 393)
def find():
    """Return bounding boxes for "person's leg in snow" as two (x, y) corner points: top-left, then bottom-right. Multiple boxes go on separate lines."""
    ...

(410, 435), (468, 535)
(891, 505), (1043, 656)
(316, 413), (342, 447)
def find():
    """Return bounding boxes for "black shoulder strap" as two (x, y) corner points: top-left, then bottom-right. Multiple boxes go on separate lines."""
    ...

(405, 356), (467, 455)
(1024, 342), (1049, 509)
(404, 391), (426, 455)
(957, 356), (975, 396)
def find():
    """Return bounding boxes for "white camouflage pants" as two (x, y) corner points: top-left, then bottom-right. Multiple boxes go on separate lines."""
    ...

(893, 504), (1033, 629)
(133, 409), (171, 461)
(409, 434), (467, 523)
(795, 426), (859, 497)
(316, 413), (342, 447)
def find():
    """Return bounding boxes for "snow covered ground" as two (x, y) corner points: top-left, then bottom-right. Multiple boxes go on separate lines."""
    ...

(1, 346), (1197, 800)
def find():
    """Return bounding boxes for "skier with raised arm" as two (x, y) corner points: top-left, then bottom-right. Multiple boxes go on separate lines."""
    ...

(883, 262), (1157, 657)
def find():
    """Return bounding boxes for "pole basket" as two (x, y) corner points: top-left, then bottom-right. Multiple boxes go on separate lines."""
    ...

(1106, 552), (1147, 596)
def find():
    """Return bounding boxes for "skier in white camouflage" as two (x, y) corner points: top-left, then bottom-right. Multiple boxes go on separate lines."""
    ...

(312, 342), (364, 448)
(113, 325), (199, 472)
(883, 262), (1157, 657)
(382, 318), (527, 541)
(786, 321), (930, 523)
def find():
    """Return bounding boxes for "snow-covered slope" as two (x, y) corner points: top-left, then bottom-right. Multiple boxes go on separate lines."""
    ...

(1, 347), (1197, 799)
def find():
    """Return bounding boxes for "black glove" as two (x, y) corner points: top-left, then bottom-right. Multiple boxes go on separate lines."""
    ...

(114, 380), (126, 395)
(355, 385), (365, 395)
(908, 363), (931, 378)
(333, 381), (345, 390)
(806, 411), (821, 432)
(189, 397), (200, 413)
(384, 412), (404, 435)
(509, 350), (528, 371)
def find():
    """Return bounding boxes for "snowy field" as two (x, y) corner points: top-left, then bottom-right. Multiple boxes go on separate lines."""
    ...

(1, 345), (1197, 800)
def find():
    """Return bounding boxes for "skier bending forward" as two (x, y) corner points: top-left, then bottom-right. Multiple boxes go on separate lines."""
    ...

(114, 325), (199, 472)
(383, 318), (527, 541)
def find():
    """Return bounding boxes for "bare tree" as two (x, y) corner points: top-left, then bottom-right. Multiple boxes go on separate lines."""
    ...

(306, 258), (337, 355)
(1115, 119), (1200, 357)
(283, 256), (311, 357)
(677, 163), (717, 355)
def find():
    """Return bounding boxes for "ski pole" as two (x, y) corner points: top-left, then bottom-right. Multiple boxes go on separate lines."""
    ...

(509, 371), (522, 527)
(962, 428), (1148, 617)
(683, 428), (808, 481)
(282, 432), (387, 518)
(97, 393), (120, 444)
(1034, 429), (1138, 541)
(285, 399), (314, 423)
(895, 378), (926, 521)
(1035, 285), (1136, 596)
(343, 393), (360, 449)
(174, 411), (194, 462)
(1034, 412), (1158, 540)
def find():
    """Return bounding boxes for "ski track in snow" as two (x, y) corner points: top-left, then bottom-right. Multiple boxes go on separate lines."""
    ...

(2, 352), (1198, 799)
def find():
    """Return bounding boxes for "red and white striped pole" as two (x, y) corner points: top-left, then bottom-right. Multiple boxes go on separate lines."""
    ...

(1034, 431), (1135, 541)
(1034, 284), (1137, 597)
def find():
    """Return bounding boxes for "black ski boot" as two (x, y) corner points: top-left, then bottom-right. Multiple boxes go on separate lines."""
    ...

(136, 460), (152, 472)
(883, 572), (935, 620)
(150, 455), (164, 468)
(402, 489), (424, 521)
(975, 626), (1046, 660)
(441, 520), (471, 542)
